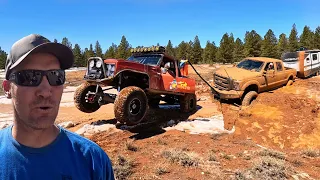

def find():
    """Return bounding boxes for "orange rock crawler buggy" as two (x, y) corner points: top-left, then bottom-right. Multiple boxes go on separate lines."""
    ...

(74, 46), (197, 125)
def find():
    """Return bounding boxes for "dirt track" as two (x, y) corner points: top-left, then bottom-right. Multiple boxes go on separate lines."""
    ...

(1, 65), (320, 179)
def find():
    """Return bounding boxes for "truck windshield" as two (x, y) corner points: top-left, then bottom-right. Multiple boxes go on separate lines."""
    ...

(236, 59), (264, 72)
(127, 55), (162, 66)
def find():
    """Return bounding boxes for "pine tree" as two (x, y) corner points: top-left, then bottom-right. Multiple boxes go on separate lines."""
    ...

(82, 44), (95, 66)
(95, 40), (103, 58)
(299, 25), (314, 49)
(73, 44), (83, 67)
(229, 33), (235, 62)
(202, 41), (217, 64)
(261, 29), (278, 58)
(187, 41), (193, 61)
(0, 47), (7, 69)
(202, 41), (211, 63)
(89, 44), (95, 57)
(83, 48), (89, 67)
(314, 26), (320, 49)
(61, 37), (72, 49)
(192, 35), (202, 64)
(288, 24), (299, 51)
(117, 35), (131, 59)
(216, 33), (234, 63)
(176, 41), (188, 60)
(244, 30), (262, 57)
(105, 43), (117, 58)
(277, 33), (288, 58)
(53, 39), (58, 43)
(233, 38), (245, 62)
(166, 40), (175, 57)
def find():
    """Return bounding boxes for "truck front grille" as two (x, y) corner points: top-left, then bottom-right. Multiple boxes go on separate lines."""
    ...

(214, 73), (231, 90)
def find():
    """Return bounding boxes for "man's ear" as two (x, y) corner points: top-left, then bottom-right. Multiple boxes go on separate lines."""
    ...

(2, 80), (12, 99)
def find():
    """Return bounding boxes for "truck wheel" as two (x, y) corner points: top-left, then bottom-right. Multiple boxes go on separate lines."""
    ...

(242, 91), (258, 106)
(180, 93), (197, 113)
(286, 80), (293, 86)
(114, 86), (148, 125)
(74, 82), (102, 113)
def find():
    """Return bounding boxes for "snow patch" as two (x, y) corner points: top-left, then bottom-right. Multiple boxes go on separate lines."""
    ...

(58, 121), (76, 128)
(0, 113), (13, 130)
(164, 114), (235, 135)
(0, 96), (12, 104)
(75, 124), (119, 136)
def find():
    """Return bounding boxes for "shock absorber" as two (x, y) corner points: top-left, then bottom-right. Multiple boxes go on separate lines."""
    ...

(117, 73), (122, 92)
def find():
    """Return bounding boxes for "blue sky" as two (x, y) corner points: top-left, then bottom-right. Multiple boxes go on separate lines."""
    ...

(0, 0), (319, 53)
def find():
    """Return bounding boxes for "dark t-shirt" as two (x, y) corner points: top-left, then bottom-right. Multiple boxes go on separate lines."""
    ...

(0, 125), (115, 180)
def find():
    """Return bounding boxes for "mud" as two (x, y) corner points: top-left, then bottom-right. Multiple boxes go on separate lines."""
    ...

(221, 77), (320, 151)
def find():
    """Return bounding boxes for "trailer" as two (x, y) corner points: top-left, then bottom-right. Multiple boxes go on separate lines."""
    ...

(281, 48), (320, 78)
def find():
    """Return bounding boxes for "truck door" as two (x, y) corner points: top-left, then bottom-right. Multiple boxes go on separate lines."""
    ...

(148, 66), (162, 90)
(263, 62), (277, 89)
(160, 57), (177, 92)
(275, 62), (287, 86)
(304, 52), (312, 77)
(174, 61), (195, 93)
(311, 52), (319, 74)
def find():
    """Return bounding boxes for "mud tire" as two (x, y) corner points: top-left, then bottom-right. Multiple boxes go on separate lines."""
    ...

(286, 80), (293, 86)
(180, 93), (197, 113)
(242, 91), (258, 106)
(74, 82), (102, 113)
(114, 86), (148, 125)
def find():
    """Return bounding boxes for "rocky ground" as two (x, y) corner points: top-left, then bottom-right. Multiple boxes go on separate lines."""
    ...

(1, 65), (319, 180)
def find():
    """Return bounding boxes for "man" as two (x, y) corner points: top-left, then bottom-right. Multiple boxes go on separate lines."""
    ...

(0, 34), (115, 180)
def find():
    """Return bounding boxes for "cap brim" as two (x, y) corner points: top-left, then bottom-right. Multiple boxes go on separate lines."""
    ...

(9, 42), (74, 71)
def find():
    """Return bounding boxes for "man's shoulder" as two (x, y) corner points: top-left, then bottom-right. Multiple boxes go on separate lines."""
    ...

(60, 126), (115, 179)
(60, 127), (106, 156)
(0, 126), (10, 138)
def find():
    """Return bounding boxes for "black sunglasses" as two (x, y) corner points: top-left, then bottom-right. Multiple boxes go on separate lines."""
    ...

(8, 69), (66, 87)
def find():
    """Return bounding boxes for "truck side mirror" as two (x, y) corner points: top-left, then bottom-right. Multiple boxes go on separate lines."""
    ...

(161, 67), (168, 74)
(164, 62), (171, 69)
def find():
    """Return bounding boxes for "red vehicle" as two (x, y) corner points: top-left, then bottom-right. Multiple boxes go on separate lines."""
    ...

(74, 46), (197, 125)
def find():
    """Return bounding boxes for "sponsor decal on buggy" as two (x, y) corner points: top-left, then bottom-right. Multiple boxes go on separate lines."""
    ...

(169, 79), (190, 90)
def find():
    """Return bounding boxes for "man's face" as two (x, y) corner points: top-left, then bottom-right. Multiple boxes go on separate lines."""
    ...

(5, 52), (64, 130)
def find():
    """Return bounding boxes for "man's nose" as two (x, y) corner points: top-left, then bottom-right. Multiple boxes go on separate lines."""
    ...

(35, 75), (52, 98)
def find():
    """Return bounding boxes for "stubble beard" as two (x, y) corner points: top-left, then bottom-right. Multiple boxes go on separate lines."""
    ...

(13, 96), (60, 131)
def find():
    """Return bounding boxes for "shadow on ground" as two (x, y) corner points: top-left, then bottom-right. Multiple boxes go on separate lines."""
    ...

(89, 103), (202, 140)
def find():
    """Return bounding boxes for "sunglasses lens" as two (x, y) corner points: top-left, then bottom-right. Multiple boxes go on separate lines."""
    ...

(11, 69), (65, 86)
(47, 70), (65, 86)
(16, 70), (42, 86)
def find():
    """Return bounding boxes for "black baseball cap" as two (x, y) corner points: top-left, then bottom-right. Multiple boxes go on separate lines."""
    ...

(5, 34), (74, 80)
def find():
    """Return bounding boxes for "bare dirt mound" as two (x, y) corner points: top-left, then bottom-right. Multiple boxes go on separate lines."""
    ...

(222, 77), (320, 151)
